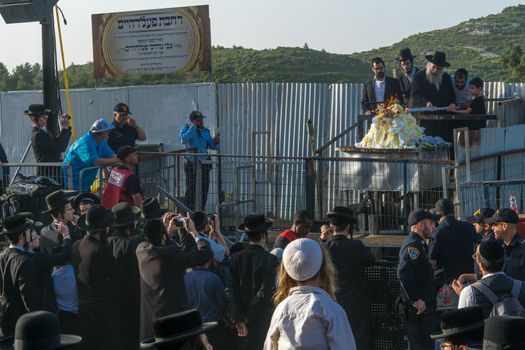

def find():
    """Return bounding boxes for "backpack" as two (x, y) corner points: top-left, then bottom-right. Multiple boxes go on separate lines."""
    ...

(471, 279), (525, 317)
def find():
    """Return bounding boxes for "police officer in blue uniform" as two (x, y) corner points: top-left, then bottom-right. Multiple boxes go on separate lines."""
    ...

(466, 207), (496, 243)
(398, 208), (441, 350)
(485, 208), (525, 281)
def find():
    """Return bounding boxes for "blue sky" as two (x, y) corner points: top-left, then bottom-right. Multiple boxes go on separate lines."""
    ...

(0, 0), (523, 69)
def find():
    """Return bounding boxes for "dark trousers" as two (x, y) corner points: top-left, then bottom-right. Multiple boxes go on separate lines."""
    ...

(206, 323), (236, 350)
(184, 161), (212, 211)
(402, 304), (439, 350)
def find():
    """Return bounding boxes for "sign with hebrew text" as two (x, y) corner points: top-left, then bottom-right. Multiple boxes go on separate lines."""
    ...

(92, 6), (211, 78)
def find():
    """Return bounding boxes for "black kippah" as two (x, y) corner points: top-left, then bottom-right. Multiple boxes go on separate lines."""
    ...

(479, 240), (504, 262)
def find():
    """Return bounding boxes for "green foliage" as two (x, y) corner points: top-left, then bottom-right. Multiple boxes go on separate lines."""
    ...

(1, 4), (524, 90)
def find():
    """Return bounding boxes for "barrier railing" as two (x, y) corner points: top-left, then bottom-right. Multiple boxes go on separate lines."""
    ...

(0, 162), (73, 194)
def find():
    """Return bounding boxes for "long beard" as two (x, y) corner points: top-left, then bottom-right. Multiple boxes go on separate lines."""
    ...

(426, 64), (443, 87)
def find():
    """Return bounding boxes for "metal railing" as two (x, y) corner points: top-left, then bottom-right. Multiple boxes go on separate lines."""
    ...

(0, 162), (73, 193)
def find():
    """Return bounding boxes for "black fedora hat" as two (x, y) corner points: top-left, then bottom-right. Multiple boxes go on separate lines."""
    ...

(1, 214), (33, 236)
(0, 310), (81, 350)
(24, 104), (51, 116)
(18, 212), (43, 229)
(111, 202), (141, 228)
(425, 51), (451, 68)
(141, 197), (167, 220)
(76, 204), (115, 232)
(140, 309), (216, 349)
(238, 214), (273, 233)
(72, 192), (100, 211)
(433, 198), (455, 216)
(326, 206), (357, 223)
(431, 306), (484, 341)
(44, 190), (72, 214)
(482, 316), (525, 349)
(397, 48), (415, 61)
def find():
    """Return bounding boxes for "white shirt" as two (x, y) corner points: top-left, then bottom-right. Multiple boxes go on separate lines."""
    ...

(458, 272), (505, 308)
(374, 78), (386, 103)
(264, 286), (357, 350)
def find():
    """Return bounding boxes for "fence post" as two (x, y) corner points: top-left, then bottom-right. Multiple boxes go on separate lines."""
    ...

(195, 160), (203, 211)
(441, 167), (448, 199)
(402, 160), (408, 235)
(305, 158), (316, 220)
(67, 165), (73, 191)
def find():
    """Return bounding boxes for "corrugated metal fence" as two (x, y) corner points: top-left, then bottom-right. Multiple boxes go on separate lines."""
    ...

(1, 81), (523, 218)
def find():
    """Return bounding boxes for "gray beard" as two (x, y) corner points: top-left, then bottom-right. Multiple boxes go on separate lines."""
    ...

(426, 66), (443, 88)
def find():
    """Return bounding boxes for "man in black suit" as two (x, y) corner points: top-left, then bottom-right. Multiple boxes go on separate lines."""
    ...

(24, 104), (71, 181)
(396, 48), (420, 103)
(410, 51), (457, 141)
(320, 207), (375, 350)
(361, 57), (403, 114)
(410, 51), (456, 109)
(0, 214), (41, 337)
(71, 205), (120, 350)
(0, 141), (9, 196)
(136, 216), (212, 341)
(108, 202), (142, 350)
(229, 214), (278, 350)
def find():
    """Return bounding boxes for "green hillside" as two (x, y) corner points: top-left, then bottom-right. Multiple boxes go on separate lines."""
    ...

(350, 4), (525, 82)
(1, 5), (524, 90)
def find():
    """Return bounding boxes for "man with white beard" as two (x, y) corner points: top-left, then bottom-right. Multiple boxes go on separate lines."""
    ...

(410, 51), (457, 141)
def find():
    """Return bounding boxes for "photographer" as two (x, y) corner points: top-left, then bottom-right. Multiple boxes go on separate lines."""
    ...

(137, 214), (213, 340)
(180, 111), (220, 211)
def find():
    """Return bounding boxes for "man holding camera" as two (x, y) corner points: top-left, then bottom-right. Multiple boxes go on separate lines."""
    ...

(25, 104), (71, 180)
(180, 111), (220, 211)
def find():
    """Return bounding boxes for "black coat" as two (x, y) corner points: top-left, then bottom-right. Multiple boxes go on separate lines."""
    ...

(136, 240), (213, 340)
(324, 235), (375, 350)
(0, 248), (41, 337)
(361, 76), (404, 113)
(31, 126), (71, 178)
(229, 244), (278, 350)
(108, 232), (144, 350)
(40, 223), (81, 256)
(0, 142), (9, 195)
(398, 67), (420, 103)
(71, 235), (120, 350)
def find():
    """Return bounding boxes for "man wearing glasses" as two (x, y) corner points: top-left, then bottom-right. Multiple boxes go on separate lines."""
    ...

(108, 103), (147, 153)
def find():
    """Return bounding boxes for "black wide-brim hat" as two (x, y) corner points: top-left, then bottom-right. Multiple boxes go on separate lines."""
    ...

(72, 193), (100, 211)
(140, 309), (217, 349)
(238, 214), (273, 233)
(18, 212), (43, 229)
(326, 206), (357, 223)
(76, 204), (115, 231)
(0, 334), (81, 350)
(431, 306), (484, 340)
(425, 50), (451, 68)
(24, 104), (51, 116)
(44, 190), (73, 214)
(141, 197), (167, 220)
(111, 203), (141, 228)
(0, 214), (33, 236)
(397, 48), (415, 61)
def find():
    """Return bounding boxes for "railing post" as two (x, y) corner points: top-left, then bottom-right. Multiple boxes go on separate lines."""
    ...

(195, 160), (203, 211)
(305, 158), (316, 220)
(441, 167), (448, 199)
(402, 160), (408, 235)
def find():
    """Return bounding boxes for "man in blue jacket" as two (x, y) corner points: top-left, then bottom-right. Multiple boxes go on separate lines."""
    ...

(180, 111), (220, 211)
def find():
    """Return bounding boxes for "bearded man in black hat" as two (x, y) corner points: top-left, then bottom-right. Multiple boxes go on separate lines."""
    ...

(430, 306), (484, 350)
(136, 216), (213, 341)
(108, 202), (142, 350)
(320, 206), (375, 350)
(24, 104), (72, 181)
(229, 214), (278, 350)
(70, 204), (120, 350)
(396, 48), (420, 103)
(361, 57), (403, 114)
(410, 51), (457, 141)
(0, 214), (41, 337)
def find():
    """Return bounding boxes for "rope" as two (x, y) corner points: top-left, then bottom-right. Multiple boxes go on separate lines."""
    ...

(55, 6), (75, 141)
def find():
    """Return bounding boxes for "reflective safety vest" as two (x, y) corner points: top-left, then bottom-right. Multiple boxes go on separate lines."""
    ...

(102, 166), (134, 209)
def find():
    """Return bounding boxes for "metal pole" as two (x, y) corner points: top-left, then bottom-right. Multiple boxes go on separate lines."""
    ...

(195, 160), (203, 211)
(41, 13), (58, 136)
(441, 167), (449, 199)
(9, 141), (32, 186)
(402, 160), (408, 235)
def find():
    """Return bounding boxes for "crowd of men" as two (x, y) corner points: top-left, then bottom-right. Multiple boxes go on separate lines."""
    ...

(361, 48), (487, 142)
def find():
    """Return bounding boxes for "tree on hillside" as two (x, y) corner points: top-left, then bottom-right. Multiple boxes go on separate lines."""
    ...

(502, 44), (525, 82)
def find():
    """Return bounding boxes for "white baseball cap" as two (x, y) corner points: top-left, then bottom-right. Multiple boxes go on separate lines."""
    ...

(282, 238), (323, 282)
